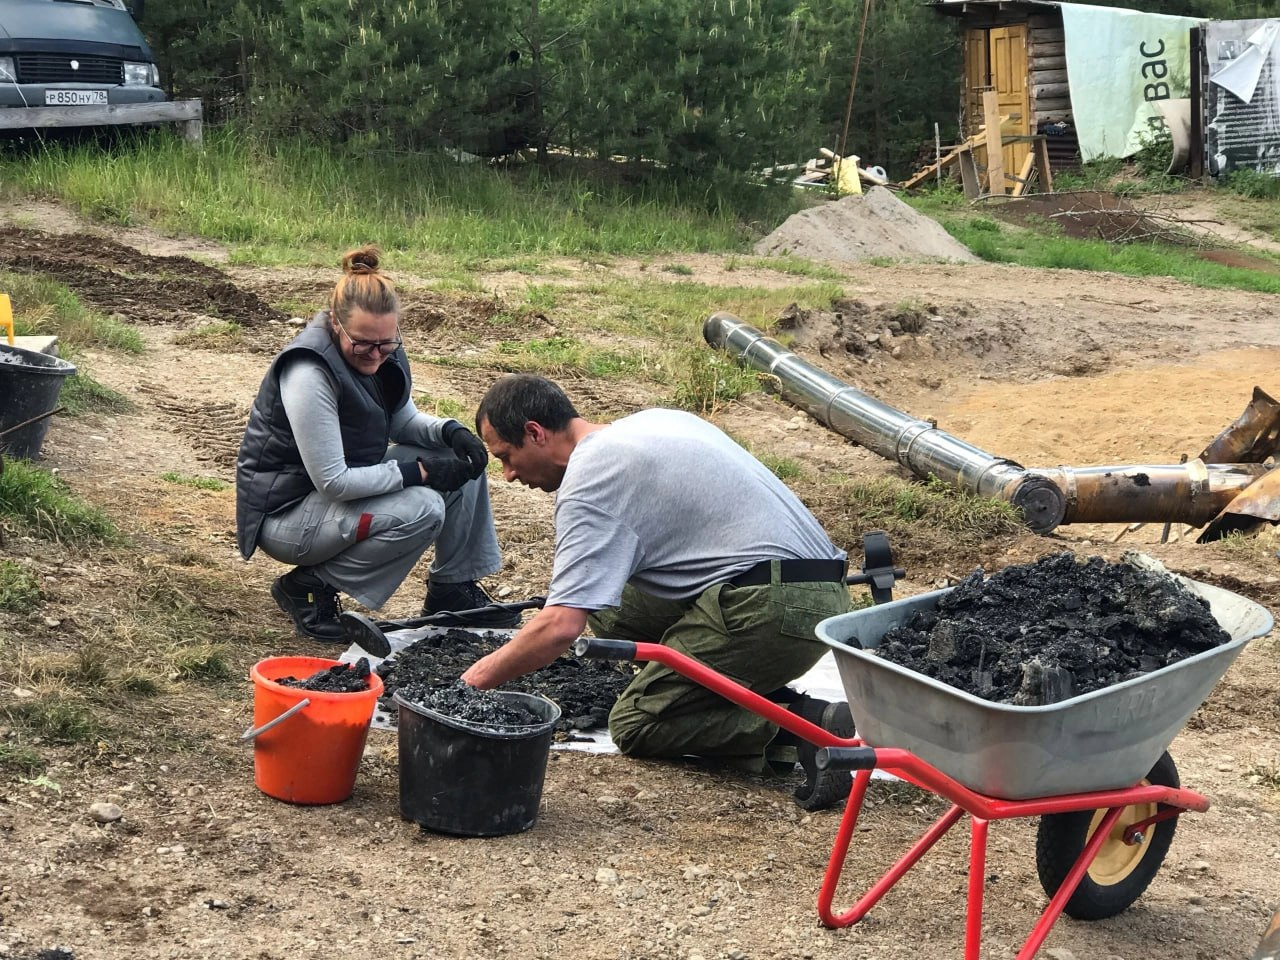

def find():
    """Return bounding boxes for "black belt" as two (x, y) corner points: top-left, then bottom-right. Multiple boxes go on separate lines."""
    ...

(727, 559), (847, 588)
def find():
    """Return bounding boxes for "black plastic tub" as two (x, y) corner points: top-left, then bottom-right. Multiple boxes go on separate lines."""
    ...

(0, 345), (76, 459)
(395, 689), (560, 837)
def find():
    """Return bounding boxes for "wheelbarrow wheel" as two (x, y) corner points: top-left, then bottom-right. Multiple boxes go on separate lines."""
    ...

(1034, 751), (1179, 921)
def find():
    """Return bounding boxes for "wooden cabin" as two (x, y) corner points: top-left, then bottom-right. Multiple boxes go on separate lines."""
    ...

(934, 0), (1081, 176)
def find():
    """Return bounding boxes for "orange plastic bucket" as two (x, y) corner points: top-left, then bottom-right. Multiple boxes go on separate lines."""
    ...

(248, 656), (384, 805)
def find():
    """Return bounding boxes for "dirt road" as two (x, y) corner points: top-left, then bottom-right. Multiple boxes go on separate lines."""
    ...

(1, 205), (1278, 960)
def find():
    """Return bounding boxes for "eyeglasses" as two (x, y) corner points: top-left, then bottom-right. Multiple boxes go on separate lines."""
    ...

(334, 316), (403, 357)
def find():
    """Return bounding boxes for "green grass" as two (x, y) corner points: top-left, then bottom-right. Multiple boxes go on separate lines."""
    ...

(1, 129), (806, 265)
(0, 459), (119, 544)
(4, 698), (101, 744)
(171, 321), (243, 348)
(742, 256), (845, 281)
(58, 366), (132, 415)
(161, 472), (230, 492)
(1, 270), (144, 352)
(413, 393), (468, 420)
(828, 475), (1022, 544)
(0, 742), (45, 776)
(0, 560), (41, 613)
(909, 201), (1280, 295)
(1225, 169), (1280, 201)
(492, 335), (648, 378)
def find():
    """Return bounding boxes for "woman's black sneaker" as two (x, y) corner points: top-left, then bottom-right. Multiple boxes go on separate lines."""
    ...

(271, 566), (346, 643)
(421, 579), (522, 628)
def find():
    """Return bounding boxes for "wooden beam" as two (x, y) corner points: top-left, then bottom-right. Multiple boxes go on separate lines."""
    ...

(1011, 152), (1036, 195)
(982, 89), (1006, 196)
(0, 99), (202, 134)
(956, 144), (981, 200)
(1032, 134), (1053, 193)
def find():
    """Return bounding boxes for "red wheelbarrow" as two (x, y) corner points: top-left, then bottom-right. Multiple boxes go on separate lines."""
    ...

(575, 574), (1273, 960)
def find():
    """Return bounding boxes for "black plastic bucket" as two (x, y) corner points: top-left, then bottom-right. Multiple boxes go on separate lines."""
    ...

(0, 345), (76, 459)
(395, 689), (561, 837)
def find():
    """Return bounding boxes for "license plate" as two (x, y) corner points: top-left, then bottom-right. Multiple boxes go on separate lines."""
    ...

(45, 90), (108, 106)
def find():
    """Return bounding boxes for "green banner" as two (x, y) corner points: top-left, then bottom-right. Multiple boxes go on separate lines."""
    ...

(1060, 3), (1202, 161)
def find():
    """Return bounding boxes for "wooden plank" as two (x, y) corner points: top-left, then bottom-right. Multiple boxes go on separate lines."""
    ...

(0, 99), (202, 131)
(1033, 134), (1054, 193)
(957, 145), (982, 200)
(1011, 152), (1036, 195)
(982, 89), (1006, 195)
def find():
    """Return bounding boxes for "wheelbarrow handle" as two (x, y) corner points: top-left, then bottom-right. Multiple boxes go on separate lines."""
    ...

(240, 698), (311, 741)
(573, 638), (637, 661)
(816, 746), (879, 772)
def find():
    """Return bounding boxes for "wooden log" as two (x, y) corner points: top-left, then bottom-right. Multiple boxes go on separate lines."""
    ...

(1031, 68), (1069, 85)
(0, 99), (202, 131)
(1033, 82), (1071, 100)
(983, 90), (1006, 196)
(1034, 97), (1073, 114)
(1033, 54), (1067, 71)
(1030, 41), (1065, 57)
(1029, 26), (1065, 42)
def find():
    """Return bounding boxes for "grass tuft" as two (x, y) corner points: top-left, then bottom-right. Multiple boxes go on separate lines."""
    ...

(0, 559), (41, 613)
(1, 270), (144, 352)
(160, 472), (230, 492)
(0, 741), (45, 776)
(0, 459), (120, 544)
(5, 697), (101, 744)
(671, 352), (764, 414)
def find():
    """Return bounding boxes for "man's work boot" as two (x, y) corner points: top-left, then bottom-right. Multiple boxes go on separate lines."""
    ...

(271, 566), (346, 643)
(789, 696), (856, 811)
(422, 579), (522, 629)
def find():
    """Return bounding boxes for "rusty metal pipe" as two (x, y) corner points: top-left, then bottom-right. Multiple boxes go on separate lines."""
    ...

(703, 312), (1266, 533)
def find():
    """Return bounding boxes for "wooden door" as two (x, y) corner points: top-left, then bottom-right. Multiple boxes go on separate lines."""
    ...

(989, 24), (1031, 188)
(964, 28), (989, 139)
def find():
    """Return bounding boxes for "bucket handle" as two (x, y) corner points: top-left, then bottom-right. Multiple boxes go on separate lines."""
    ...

(241, 697), (311, 741)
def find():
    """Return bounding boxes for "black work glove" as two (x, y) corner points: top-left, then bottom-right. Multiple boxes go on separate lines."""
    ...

(442, 421), (488, 479)
(417, 454), (472, 494)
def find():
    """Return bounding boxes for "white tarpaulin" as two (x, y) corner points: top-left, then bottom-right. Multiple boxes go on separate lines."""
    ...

(1060, 3), (1203, 161)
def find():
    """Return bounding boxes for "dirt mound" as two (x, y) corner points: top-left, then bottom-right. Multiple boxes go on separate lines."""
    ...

(754, 187), (977, 264)
(0, 227), (287, 326)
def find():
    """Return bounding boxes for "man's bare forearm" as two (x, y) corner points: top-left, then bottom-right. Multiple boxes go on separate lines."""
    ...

(461, 605), (590, 689)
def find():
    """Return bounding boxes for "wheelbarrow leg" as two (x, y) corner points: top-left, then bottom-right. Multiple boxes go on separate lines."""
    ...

(965, 817), (989, 960)
(818, 768), (966, 928)
(1016, 805), (1127, 960)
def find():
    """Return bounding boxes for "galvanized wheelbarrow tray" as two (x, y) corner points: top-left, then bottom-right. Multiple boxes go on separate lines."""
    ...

(576, 574), (1273, 959)
(814, 574), (1274, 800)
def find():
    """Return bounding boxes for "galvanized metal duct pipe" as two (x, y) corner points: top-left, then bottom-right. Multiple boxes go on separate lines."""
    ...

(703, 312), (1266, 534)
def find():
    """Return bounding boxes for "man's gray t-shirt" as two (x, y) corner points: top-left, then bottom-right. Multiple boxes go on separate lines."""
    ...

(546, 409), (845, 610)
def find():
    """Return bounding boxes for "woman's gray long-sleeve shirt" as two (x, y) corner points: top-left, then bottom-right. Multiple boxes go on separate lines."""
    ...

(279, 356), (455, 502)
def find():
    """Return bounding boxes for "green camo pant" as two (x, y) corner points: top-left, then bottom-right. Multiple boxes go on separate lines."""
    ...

(589, 563), (850, 773)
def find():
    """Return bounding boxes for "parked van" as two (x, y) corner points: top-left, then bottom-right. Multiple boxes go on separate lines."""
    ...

(0, 0), (164, 109)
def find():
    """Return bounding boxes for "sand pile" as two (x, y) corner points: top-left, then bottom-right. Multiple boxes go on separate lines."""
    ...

(755, 187), (977, 264)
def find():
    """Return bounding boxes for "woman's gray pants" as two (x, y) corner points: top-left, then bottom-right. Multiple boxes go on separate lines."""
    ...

(256, 444), (502, 610)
